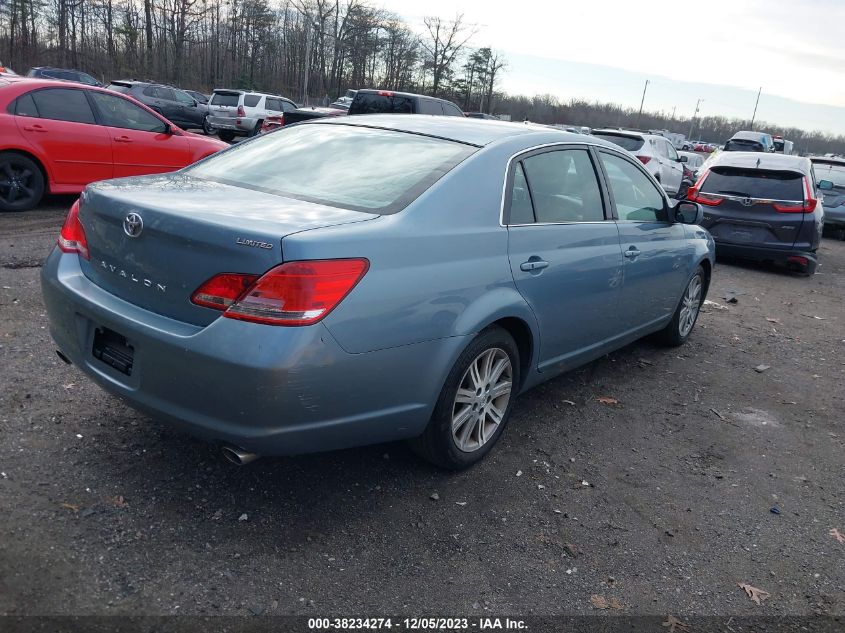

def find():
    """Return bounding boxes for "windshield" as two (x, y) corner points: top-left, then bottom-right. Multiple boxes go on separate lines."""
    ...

(701, 167), (804, 200)
(188, 124), (476, 214)
(349, 93), (414, 115)
(724, 139), (765, 152)
(593, 134), (644, 152)
(813, 163), (845, 187)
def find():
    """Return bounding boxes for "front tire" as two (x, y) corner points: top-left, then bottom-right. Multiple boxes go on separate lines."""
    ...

(202, 116), (215, 135)
(657, 265), (704, 346)
(409, 326), (520, 469)
(0, 152), (45, 212)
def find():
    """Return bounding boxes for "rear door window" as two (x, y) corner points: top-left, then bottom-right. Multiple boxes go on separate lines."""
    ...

(30, 88), (96, 124)
(700, 168), (804, 200)
(594, 133), (645, 152)
(243, 95), (261, 108)
(443, 102), (464, 117)
(520, 149), (605, 223)
(418, 99), (444, 115)
(13, 93), (39, 117)
(507, 163), (535, 224)
(264, 98), (280, 111)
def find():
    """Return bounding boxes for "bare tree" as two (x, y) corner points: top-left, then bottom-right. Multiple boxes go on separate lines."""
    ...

(420, 13), (474, 96)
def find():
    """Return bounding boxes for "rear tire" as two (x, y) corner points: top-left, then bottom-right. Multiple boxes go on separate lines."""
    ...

(408, 326), (520, 470)
(0, 152), (45, 212)
(202, 116), (215, 135)
(250, 120), (263, 137)
(657, 265), (704, 347)
(218, 130), (235, 143)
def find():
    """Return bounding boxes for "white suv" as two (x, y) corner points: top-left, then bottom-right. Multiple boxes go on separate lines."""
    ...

(207, 90), (298, 142)
(593, 129), (685, 197)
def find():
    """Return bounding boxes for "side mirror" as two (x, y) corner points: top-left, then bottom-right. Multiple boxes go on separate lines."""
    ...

(673, 200), (703, 225)
(678, 155), (688, 163)
(818, 179), (834, 191)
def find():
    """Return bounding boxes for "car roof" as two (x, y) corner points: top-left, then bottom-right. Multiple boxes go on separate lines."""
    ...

(708, 151), (811, 174)
(311, 114), (614, 148)
(593, 129), (655, 140)
(810, 156), (845, 166)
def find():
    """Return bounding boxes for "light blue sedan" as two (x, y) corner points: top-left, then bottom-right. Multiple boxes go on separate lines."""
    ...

(41, 115), (715, 469)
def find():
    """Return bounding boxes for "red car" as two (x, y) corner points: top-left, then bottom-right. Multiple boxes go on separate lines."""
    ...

(0, 77), (227, 211)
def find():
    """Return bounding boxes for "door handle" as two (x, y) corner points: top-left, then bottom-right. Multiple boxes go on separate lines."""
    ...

(113, 136), (132, 143)
(624, 247), (641, 259)
(520, 259), (549, 272)
(22, 124), (47, 133)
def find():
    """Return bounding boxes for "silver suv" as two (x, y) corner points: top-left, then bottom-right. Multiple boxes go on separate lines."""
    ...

(207, 90), (298, 142)
(592, 129), (685, 197)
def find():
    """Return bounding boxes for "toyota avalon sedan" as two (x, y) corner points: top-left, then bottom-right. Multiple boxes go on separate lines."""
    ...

(41, 116), (714, 469)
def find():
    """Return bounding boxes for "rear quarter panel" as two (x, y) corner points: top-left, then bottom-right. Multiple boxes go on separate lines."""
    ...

(281, 139), (541, 360)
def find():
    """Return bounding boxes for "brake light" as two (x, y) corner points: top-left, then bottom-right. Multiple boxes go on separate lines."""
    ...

(237, 105), (246, 117)
(774, 177), (817, 213)
(377, 91), (394, 97)
(57, 200), (89, 260)
(686, 187), (724, 206)
(191, 273), (260, 309)
(636, 155), (651, 165)
(193, 259), (369, 326)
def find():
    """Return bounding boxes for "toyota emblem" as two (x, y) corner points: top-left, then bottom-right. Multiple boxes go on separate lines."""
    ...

(123, 212), (144, 238)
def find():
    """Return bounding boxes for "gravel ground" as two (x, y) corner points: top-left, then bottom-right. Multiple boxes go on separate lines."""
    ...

(1, 197), (843, 619)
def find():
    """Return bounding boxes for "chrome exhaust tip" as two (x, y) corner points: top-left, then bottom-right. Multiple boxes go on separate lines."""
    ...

(221, 444), (260, 466)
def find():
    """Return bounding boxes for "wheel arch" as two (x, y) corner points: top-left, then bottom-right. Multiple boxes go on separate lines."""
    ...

(0, 147), (52, 193)
(485, 316), (534, 392)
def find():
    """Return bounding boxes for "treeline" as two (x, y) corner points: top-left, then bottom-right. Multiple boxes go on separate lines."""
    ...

(498, 94), (845, 157)
(0, 0), (503, 111)
(2, 0), (843, 155)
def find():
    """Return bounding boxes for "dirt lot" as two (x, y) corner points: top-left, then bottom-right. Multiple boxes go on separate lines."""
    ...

(1, 197), (843, 620)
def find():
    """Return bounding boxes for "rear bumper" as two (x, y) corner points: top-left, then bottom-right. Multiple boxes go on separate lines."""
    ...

(40, 249), (465, 455)
(714, 241), (817, 272)
(207, 116), (256, 134)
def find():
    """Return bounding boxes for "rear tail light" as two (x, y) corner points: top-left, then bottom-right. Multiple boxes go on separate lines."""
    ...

(191, 273), (259, 309)
(57, 199), (89, 260)
(636, 155), (652, 165)
(686, 187), (723, 206)
(237, 105), (246, 117)
(377, 90), (395, 97)
(774, 177), (817, 213)
(192, 259), (369, 326)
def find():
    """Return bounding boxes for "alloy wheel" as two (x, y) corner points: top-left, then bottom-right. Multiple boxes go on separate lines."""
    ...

(0, 160), (37, 206)
(451, 348), (513, 453)
(679, 274), (702, 337)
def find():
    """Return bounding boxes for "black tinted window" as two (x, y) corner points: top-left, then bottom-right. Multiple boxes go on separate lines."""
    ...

(418, 99), (443, 115)
(281, 100), (297, 112)
(599, 152), (665, 222)
(210, 92), (239, 106)
(14, 93), (38, 117)
(724, 139), (765, 152)
(243, 95), (261, 107)
(264, 98), (280, 111)
(508, 163), (535, 224)
(701, 167), (804, 200)
(30, 88), (95, 124)
(594, 133), (645, 152)
(521, 149), (605, 223)
(349, 93), (414, 114)
(89, 91), (167, 133)
(107, 83), (131, 94)
(142, 85), (157, 97)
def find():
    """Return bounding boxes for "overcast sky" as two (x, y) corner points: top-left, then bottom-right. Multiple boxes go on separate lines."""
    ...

(377, 0), (845, 135)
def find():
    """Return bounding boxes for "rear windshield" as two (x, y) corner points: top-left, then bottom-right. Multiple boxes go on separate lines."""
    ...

(210, 91), (240, 106)
(724, 139), (764, 152)
(813, 163), (845, 187)
(188, 124), (476, 214)
(701, 167), (804, 200)
(593, 134), (644, 152)
(107, 83), (131, 94)
(349, 93), (414, 115)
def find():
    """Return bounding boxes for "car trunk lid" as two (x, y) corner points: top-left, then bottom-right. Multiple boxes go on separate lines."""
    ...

(78, 173), (377, 326)
(693, 166), (807, 249)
